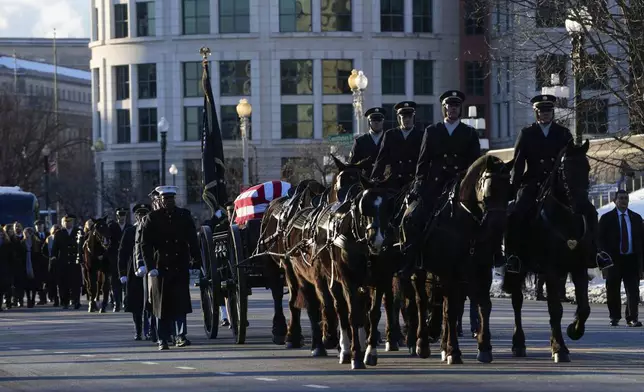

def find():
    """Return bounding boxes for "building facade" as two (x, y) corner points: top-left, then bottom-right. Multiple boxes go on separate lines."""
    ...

(90, 0), (473, 216)
(0, 38), (90, 70)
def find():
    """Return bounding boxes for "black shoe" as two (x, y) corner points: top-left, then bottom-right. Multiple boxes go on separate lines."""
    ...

(134, 334), (142, 341)
(175, 338), (191, 347)
(627, 320), (642, 327)
(158, 341), (169, 350)
(73, 303), (81, 310)
(609, 319), (619, 327)
(220, 318), (230, 327)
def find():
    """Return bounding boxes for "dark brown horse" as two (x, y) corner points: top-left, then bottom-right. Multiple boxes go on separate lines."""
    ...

(82, 216), (111, 313)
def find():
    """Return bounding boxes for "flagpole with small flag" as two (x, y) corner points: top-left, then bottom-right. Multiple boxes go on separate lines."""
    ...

(199, 47), (228, 223)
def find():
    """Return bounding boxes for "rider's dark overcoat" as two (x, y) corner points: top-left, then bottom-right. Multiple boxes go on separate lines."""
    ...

(371, 127), (423, 187)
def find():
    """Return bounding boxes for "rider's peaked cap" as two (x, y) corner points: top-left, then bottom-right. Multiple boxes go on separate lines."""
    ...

(155, 185), (178, 196)
(440, 90), (466, 105)
(132, 203), (152, 214)
(115, 208), (128, 216)
(34, 219), (44, 226)
(63, 214), (76, 220)
(394, 101), (416, 114)
(531, 94), (557, 109)
(365, 107), (386, 118)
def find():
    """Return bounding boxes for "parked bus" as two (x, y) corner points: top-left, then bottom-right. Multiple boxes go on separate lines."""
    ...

(0, 186), (39, 228)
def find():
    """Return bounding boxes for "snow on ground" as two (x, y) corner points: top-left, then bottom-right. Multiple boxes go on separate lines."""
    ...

(490, 268), (644, 304)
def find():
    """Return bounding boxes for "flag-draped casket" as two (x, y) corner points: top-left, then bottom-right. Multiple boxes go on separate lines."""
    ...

(233, 181), (291, 225)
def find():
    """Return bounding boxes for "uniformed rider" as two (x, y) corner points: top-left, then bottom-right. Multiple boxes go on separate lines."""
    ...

(139, 186), (200, 350)
(349, 107), (386, 176)
(370, 101), (424, 188)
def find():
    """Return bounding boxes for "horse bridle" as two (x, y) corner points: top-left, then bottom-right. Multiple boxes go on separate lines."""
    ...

(460, 170), (510, 227)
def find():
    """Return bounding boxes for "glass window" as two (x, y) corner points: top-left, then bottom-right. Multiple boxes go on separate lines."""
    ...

(139, 108), (158, 142)
(415, 104), (434, 130)
(114, 4), (128, 38)
(413, 60), (433, 95)
(536, 0), (565, 28)
(93, 7), (99, 40)
(279, 0), (312, 32)
(280, 60), (313, 95)
(219, 0), (250, 34)
(140, 160), (160, 196)
(465, 61), (486, 96)
(182, 0), (210, 35)
(464, 0), (485, 35)
(381, 0), (404, 32)
(220, 105), (252, 140)
(136, 1), (156, 37)
(184, 106), (203, 141)
(535, 54), (567, 91)
(579, 99), (608, 135)
(281, 104), (314, 138)
(321, 0), (352, 32)
(219, 60), (251, 96)
(183, 61), (203, 97)
(115, 65), (129, 100)
(381, 60), (405, 95)
(322, 104), (353, 138)
(138, 63), (157, 99)
(412, 0), (432, 33)
(184, 159), (202, 204)
(114, 161), (133, 196)
(116, 109), (130, 144)
(322, 59), (352, 94)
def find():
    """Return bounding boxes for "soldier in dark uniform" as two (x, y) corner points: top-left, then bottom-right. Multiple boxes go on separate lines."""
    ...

(51, 214), (82, 310)
(119, 203), (154, 340)
(107, 208), (131, 312)
(140, 186), (200, 350)
(371, 101), (424, 188)
(349, 107), (386, 176)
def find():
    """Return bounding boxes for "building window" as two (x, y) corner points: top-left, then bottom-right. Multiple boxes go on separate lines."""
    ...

(413, 60), (433, 95)
(322, 60), (353, 94)
(412, 0), (432, 33)
(281, 104), (314, 138)
(467, 104), (487, 136)
(140, 160), (160, 196)
(115, 65), (129, 100)
(184, 106), (203, 141)
(536, 0), (565, 28)
(139, 108), (158, 142)
(415, 104), (434, 130)
(220, 60), (251, 96)
(579, 99), (608, 135)
(535, 54), (567, 91)
(465, 61), (486, 96)
(136, 1), (155, 37)
(92, 7), (99, 40)
(382, 60), (405, 95)
(185, 159), (202, 204)
(219, 0), (250, 34)
(220, 105), (253, 140)
(114, 161), (133, 196)
(114, 4), (128, 39)
(322, 104), (353, 138)
(381, 0), (404, 32)
(280, 60), (313, 95)
(93, 68), (100, 102)
(321, 0), (352, 32)
(279, 0), (312, 32)
(183, 62), (203, 97)
(182, 0), (210, 35)
(116, 109), (130, 144)
(138, 64), (157, 99)
(465, 0), (485, 35)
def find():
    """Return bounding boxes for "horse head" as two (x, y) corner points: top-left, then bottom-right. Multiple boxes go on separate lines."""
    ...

(553, 139), (590, 214)
(330, 155), (371, 203)
(92, 215), (111, 249)
(354, 180), (396, 255)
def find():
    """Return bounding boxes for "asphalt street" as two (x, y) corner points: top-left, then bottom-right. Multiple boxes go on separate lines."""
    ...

(0, 289), (643, 392)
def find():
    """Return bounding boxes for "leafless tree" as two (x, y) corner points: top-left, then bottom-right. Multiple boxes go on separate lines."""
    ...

(280, 141), (349, 186)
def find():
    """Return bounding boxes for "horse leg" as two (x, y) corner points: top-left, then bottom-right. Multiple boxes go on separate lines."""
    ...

(283, 262), (303, 349)
(364, 286), (383, 366)
(345, 283), (366, 370)
(332, 284), (352, 365)
(322, 284), (340, 350)
(475, 265), (493, 363)
(412, 272), (430, 359)
(383, 278), (399, 351)
(402, 276), (418, 356)
(566, 267), (590, 341)
(267, 262), (287, 345)
(511, 274), (527, 357)
(304, 282), (326, 357)
(546, 270), (569, 363)
(444, 285), (463, 364)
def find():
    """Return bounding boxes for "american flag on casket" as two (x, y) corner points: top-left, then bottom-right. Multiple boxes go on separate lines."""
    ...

(233, 181), (292, 225)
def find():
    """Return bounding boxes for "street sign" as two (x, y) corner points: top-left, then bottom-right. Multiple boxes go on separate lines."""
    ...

(327, 133), (355, 145)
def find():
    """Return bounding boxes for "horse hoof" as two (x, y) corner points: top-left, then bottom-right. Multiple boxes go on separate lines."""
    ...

(476, 350), (493, 363)
(446, 355), (463, 365)
(351, 359), (366, 370)
(408, 346), (417, 357)
(553, 352), (571, 363)
(311, 347), (327, 357)
(441, 350), (447, 362)
(416, 345), (430, 359)
(364, 353), (378, 367)
(323, 336), (338, 350)
(385, 342), (399, 352)
(339, 351), (351, 364)
(272, 335), (286, 346)
(285, 340), (303, 349)
(512, 347), (527, 357)
(566, 323), (584, 341)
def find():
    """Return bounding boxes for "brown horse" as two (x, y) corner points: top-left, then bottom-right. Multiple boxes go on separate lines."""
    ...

(82, 216), (111, 313)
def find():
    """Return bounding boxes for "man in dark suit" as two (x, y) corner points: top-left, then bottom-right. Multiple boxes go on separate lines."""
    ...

(51, 214), (82, 310)
(599, 189), (643, 327)
(107, 208), (131, 312)
(349, 107), (386, 176)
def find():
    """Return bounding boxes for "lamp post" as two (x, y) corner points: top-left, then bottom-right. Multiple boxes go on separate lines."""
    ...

(169, 164), (178, 186)
(236, 98), (252, 190)
(42, 144), (51, 226)
(158, 117), (169, 184)
(347, 69), (368, 135)
(462, 106), (489, 151)
(565, 7), (592, 146)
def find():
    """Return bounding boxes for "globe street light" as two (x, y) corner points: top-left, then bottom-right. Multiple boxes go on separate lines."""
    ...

(169, 164), (178, 186)
(236, 98), (252, 190)
(348, 69), (368, 136)
(42, 144), (51, 226)
(158, 117), (170, 184)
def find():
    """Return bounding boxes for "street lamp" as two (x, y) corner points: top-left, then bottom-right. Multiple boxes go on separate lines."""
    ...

(236, 98), (252, 190)
(169, 164), (178, 186)
(347, 69), (368, 135)
(462, 106), (489, 151)
(41, 144), (51, 226)
(565, 6), (592, 146)
(158, 117), (170, 184)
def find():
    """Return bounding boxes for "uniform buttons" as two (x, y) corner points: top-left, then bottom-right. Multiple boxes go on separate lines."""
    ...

(551, 157), (555, 162)
(540, 159), (544, 163)
(399, 160), (403, 164)
(537, 182), (541, 186)
(442, 166), (447, 170)
(398, 174), (402, 178)
(454, 166), (458, 170)
(166, 253), (169, 256)
(408, 160), (412, 163)
(444, 154), (448, 158)
(434, 177), (439, 181)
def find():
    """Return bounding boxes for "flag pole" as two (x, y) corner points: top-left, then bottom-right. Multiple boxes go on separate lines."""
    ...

(53, 28), (60, 220)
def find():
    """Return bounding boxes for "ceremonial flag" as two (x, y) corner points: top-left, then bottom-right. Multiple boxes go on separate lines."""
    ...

(233, 181), (291, 225)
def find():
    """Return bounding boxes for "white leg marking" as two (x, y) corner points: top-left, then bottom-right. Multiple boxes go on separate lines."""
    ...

(365, 345), (377, 358)
(441, 350), (447, 362)
(340, 329), (350, 353)
(358, 328), (367, 351)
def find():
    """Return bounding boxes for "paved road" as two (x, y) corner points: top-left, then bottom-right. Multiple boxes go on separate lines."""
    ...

(1, 289), (643, 392)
